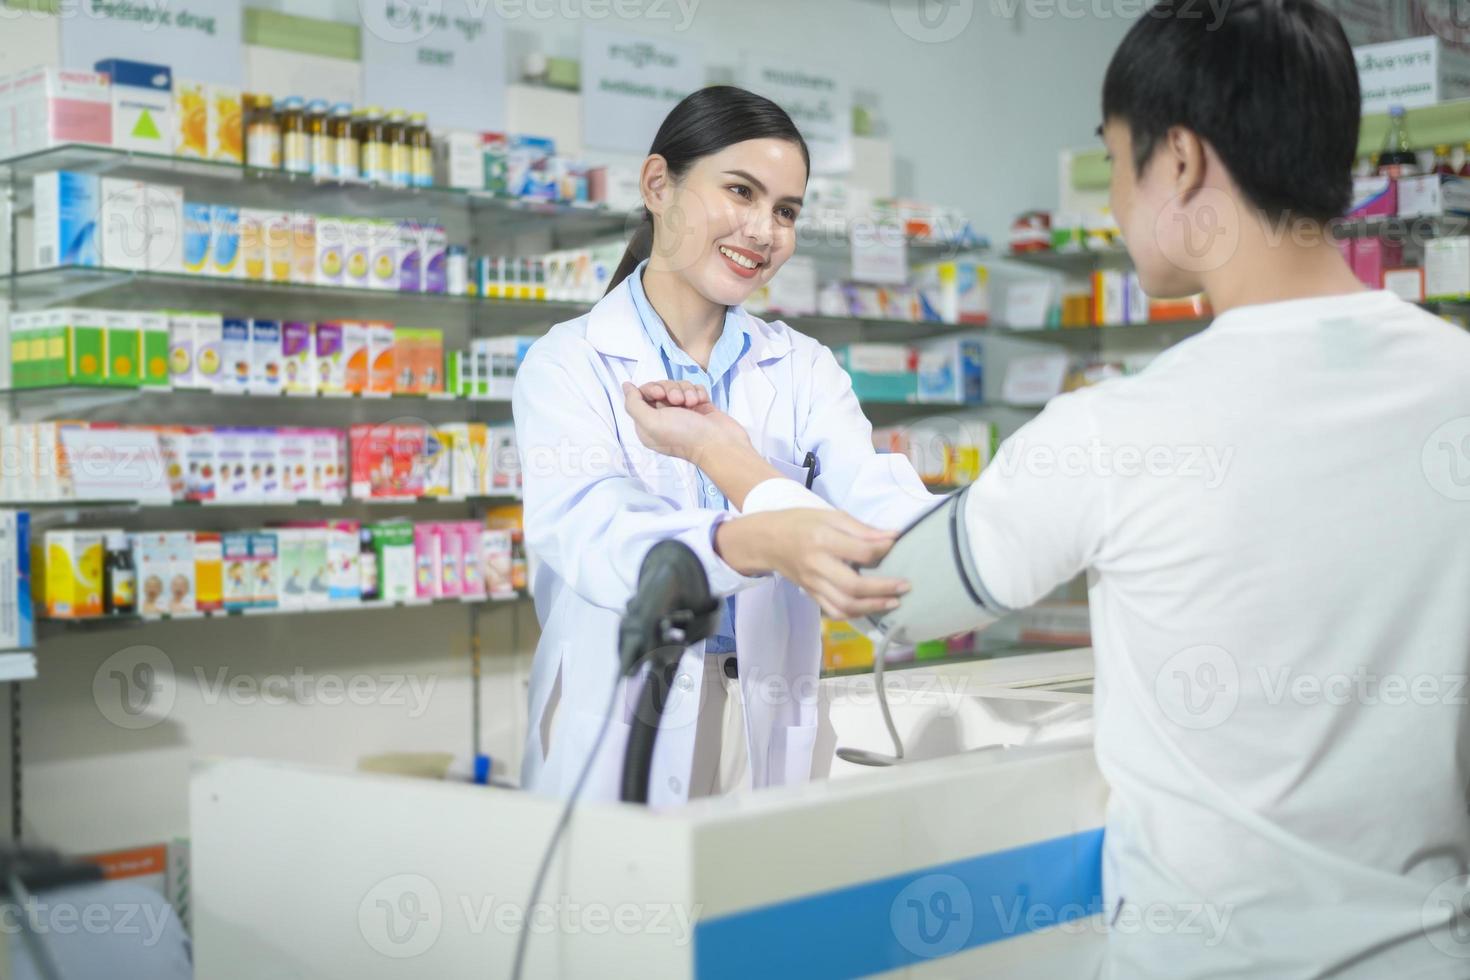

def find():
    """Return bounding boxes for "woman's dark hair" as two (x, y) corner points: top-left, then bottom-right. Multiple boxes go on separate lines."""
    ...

(606, 85), (810, 295)
(1102, 0), (1359, 223)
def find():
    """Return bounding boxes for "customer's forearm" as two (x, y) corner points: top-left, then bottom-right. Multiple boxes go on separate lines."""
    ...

(692, 439), (785, 511)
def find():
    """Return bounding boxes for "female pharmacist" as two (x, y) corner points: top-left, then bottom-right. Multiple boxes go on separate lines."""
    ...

(512, 86), (934, 805)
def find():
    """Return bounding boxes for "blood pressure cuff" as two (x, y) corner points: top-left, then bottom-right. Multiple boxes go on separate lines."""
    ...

(863, 485), (1008, 644)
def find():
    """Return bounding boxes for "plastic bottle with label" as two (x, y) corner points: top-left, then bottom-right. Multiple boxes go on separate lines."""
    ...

(1377, 106), (1420, 179)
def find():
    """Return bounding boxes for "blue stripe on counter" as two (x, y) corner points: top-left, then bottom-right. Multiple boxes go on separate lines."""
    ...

(694, 828), (1104, 980)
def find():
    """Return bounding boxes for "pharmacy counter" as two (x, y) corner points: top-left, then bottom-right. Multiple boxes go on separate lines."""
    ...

(192, 650), (1106, 979)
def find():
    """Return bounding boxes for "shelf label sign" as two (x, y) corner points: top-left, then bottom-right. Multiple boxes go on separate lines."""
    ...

(582, 27), (703, 154)
(360, 0), (507, 132)
(1355, 36), (1446, 112)
(741, 56), (852, 175)
(55, 0), (244, 86)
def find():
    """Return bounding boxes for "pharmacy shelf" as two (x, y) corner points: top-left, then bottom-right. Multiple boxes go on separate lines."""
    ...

(0, 144), (629, 241)
(1002, 247), (1133, 273)
(987, 318), (1212, 345)
(9, 494), (519, 511)
(0, 267), (590, 329)
(37, 592), (529, 634)
(0, 653), (37, 683)
(1332, 213), (1470, 242)
(1, 385), (510, 407)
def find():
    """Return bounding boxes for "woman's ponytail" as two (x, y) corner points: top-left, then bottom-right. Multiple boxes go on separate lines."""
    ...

(605, 211), (654, 296)
(599, 85), (810, 298)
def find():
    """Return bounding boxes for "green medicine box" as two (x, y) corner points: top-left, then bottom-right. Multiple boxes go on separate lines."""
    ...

(101, 312), (143, 388)
(138, 312), (170, 389)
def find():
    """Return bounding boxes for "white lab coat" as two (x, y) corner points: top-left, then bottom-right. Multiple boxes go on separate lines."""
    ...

(512, 277), (937, 805)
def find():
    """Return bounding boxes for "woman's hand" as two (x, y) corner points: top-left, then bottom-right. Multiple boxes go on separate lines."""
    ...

(621, 381), (752, 463)
(715, 509), (910, 620)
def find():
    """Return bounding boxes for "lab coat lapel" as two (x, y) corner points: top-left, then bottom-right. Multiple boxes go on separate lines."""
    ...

(587, 279), (698, 504)
(728, 308), (786, 452)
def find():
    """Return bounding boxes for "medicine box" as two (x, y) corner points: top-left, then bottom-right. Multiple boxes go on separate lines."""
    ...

(100, 310), (142, 387)
(194, 313), (224, 390)
(175, 79), (207, 159)
(138, 311), (170, 389)
(42, 530), (105, 618)
(99, 179), (183, 273)
(291, 212), (316, 285)
(917, 337), (984, 405)
(10, 68), (112, 157)
(414, 522), (440, 599)
(397, 222), (422, 293)
(249, 319), (283, 395)
(208, 206), (241, 278)
(182, 202), (212, 275)
(834, 344), (916, 403)
(438, 523), (463, 598)
(95, 59), (175, 155)
(342, 322), (369, 394)
(207, 85), (243, 163)
(326, 521), (360, 603)
(249, 532), (279, 608)
(221, 532), (253, 610)
(194, 532), (223, 612)
(282, 322), (316, 394)
(1426, 237), (1470, 300)
(33, 171), (101, 269)
(164, 531), (195, 614)
(373, 522), (415, 601)
(276, 529), (306, 610)
(220, 318), (251, 392)
(1397, 174), (1470, 219)
(369, 219), (398, 291)
(134, 532), (171, 617)
(367, 322), (395, 394)
(0, 512), (35, 650)
(316, 216), (347, 287)
(1349, 177), (1397, 219)
(315, 322), (346, 394)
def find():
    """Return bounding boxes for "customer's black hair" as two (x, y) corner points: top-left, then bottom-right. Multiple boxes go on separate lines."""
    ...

(1102, 0), (1360, 222)
(606, 85), (811, 295)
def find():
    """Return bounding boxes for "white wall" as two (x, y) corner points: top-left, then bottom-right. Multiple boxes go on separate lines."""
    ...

(251, 0), (1140, 244)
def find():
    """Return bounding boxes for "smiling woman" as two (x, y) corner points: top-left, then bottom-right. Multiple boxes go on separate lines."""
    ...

(606, 85), (811, 303)
(512, 84), (942, 809)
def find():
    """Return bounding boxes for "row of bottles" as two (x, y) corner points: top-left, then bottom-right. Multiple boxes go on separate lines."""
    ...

(243, 96), (434, 188)
(1365, 104), (1470, 179)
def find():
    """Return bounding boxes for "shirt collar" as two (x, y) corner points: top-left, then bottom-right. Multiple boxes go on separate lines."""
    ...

(628, 260), (751, 382)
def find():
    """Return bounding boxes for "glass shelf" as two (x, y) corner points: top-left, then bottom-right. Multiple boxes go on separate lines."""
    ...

(3, 265), (589, 319)
(1, 384), (510, 405)
(37, 592), (529, 633)
(1001, 248), (1133, 273)
(11, 494), (519, 511)
(0, 144), (629, 242)
(987, 318), (1212, 345)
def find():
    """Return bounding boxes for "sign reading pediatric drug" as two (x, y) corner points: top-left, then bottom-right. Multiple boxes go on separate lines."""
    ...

(741, 56), (852, 175)
(58, 0), (244, 86)
(360, 0), (506, 132)
(1355, 36), (1446, 112)
(582, 27), (703, 155)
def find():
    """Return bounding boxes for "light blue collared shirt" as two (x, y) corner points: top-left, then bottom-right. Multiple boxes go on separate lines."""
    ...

(628, 260), (750, 655)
